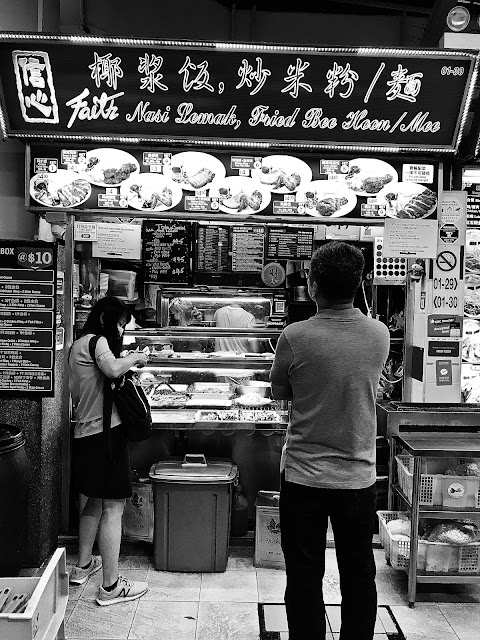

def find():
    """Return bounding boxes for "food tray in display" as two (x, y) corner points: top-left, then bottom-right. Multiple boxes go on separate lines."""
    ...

(167, 151), (226, 191)
(396, 455), (480, 509)
(186, 398), (233, 408)
(149, 394), (188, 409)
(376, 182), (437, 219)
(251, 155), (313, 194)
(120, 174), (183, 211)
(378, 511), (480, 574)
(341, 158), (398, 195)
(294, 180), (357, 218)
(194, 409), (281, 422)
(188, 383), (231, 393)
(30, 170), (91, 208)
(209, 176), (271, 214)
(234, 395), (272, 407)
(465, 273), (480, 290)
(76, 148), (140, 186)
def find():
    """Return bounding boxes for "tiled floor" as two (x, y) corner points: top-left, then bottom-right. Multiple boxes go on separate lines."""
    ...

(56, 545), (480, 639)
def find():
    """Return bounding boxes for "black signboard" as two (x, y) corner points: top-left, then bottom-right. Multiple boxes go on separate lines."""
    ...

(142, 220), (191, 284)
(0, 35), (476, 151)
(196, 225), (230, 272)
(0, 241), (56, 396)
(231, 226), (265, 272)
(267, 226), (314, 260)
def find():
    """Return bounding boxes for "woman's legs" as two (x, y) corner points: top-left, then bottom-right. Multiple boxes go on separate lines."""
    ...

(98, 498), (126, 587)
(78, 494), (103, 567)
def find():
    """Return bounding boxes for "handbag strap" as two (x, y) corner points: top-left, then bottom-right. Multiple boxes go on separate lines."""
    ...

(88, 335), (113, 461)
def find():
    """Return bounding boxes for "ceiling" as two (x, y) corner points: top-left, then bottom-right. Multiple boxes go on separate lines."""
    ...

(213, 0), (460, 45)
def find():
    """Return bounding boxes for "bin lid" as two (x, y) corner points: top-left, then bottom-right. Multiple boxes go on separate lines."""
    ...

(149, 455), (237, 484)
(0, 424), (25, 453)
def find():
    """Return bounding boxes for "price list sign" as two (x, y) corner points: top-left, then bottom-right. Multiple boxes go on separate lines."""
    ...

(196, 225), (230, 272)
(0, 241), (56, 395)
(142, 221), (191, 284)
(266, 226), (314, 260)
(231, 226), (265, 272)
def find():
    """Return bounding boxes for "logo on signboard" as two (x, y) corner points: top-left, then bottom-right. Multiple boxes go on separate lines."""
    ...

(12, 50), (59, 124)
(439, 224), (459, 244)
(261, 263), (286, 287)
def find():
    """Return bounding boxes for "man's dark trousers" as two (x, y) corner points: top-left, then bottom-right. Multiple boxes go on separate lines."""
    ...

(280, 475), (377, 640)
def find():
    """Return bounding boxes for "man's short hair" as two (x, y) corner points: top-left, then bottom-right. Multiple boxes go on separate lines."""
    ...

(309, 241), (365, 302)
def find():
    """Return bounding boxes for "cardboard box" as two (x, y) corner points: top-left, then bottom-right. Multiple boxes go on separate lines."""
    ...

(254, 491), (285, 569)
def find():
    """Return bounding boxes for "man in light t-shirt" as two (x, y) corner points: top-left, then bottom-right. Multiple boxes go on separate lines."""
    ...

(214, 304), (257, 353)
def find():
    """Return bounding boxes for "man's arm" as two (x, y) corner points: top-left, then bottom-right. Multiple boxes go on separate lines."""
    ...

(269, 332), (294, 400)
(271, 382), (293, 400)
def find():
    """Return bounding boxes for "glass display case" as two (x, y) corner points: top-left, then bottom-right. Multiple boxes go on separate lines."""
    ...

(125, 328), (287, 431)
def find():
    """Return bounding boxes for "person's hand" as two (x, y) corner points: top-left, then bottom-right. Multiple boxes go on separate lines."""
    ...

(132, 352), (148, 368)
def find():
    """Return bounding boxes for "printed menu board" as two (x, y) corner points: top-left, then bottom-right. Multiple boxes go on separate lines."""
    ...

(196, 225), (230, 272)
(267, 226), (314, 260)
(0, 241), (56, 395)
(142, 221), (191, 284)
(231, 226), (265, 272)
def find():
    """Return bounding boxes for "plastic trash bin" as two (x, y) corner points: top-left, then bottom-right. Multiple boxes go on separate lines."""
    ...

(149, 454), (237, 572)
(0, 425), (29, 577)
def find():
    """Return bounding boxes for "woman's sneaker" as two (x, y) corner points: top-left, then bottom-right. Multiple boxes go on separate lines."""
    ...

(69, 556), (103, 585)
(96, 575), (148, 606)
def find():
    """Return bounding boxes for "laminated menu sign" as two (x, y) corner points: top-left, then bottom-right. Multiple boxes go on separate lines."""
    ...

(266, 226), (314, 260)
(231, 226), (265, 272)
(196, 225), (230, 272)
(0, 241), (56, 395)
(143, 220), (191, 283)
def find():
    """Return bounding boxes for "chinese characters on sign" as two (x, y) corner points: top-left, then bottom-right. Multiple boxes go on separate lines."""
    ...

(12, 50), (59, 123)
(1, 41), (472, 148)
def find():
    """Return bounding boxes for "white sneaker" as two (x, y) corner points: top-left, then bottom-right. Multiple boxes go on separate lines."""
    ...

(96, 575), (148, 606)
(69, 556), (102, 585)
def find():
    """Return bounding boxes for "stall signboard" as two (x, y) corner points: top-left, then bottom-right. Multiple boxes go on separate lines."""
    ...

(142, 220), (191, 284)
(0, 35), (477, 152)
(0, 241), (56, 395)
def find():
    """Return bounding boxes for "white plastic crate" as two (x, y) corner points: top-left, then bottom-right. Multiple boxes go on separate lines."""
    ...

(0, 548), (68, 640)
(395, 455), (480, 508)
(377, 511), (480, 574)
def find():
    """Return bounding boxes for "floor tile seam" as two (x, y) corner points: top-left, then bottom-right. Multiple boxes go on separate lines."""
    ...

(437, 605), (463, 640)
(126, 598), (142, 639)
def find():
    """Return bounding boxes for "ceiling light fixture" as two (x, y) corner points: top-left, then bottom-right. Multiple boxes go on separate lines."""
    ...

(446, 5), (471, 31)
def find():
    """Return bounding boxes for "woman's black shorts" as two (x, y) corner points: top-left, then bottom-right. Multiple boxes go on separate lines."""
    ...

(74, 426), (132, 499)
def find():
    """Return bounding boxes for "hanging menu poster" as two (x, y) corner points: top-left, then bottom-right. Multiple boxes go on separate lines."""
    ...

(0, 241), (56, 395)
(231, 226), (265, 272)
(267, 226), (314, 260)
(142, 220), (191, 284)
(196, 225), (230, 272)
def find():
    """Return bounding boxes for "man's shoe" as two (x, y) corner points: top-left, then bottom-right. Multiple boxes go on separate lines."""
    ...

(69, 556), (103, 585)
(96, 575), (148, 606)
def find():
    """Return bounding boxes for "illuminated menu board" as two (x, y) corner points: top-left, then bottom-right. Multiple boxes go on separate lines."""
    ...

(0, 242), (56, 395)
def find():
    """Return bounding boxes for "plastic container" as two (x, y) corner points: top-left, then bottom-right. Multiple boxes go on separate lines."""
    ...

(149, 455), (237, 572)
(396, 455), (480, 508)
(0, 547), (68, 640)
(102, 270), (136, 301)
(0, 426), (29, 577)
(377, 510), (480, 574)
(255, 491), (285, 569)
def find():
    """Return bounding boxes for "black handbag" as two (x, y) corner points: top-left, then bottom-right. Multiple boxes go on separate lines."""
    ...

(89, 336), (153, 448)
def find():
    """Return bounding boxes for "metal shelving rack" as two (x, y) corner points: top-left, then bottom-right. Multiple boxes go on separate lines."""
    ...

(388, 431), (480, 607)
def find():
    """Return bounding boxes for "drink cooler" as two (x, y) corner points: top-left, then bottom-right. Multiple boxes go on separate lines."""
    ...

(149, 455), (237, 572)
